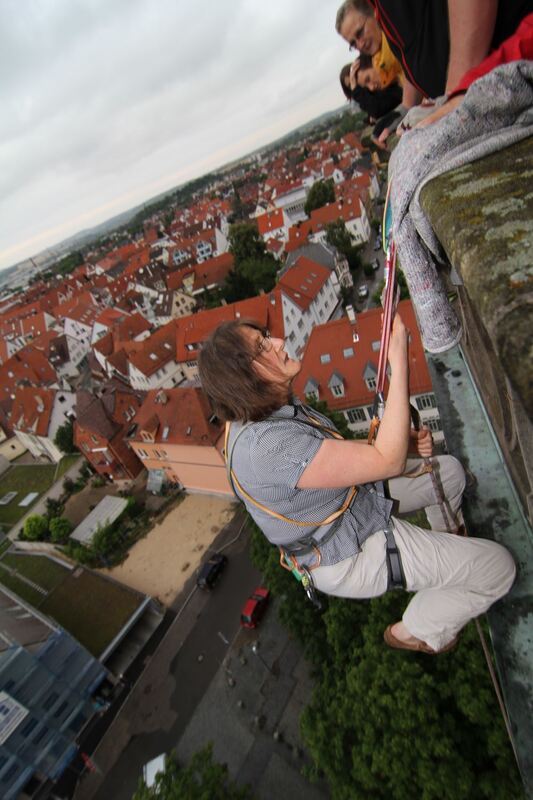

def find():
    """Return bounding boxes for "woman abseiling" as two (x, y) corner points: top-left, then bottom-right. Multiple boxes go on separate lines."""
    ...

(198, 317), (515, 654)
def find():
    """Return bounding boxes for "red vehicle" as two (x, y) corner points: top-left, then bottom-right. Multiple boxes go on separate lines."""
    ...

(240, 587), (270, 629)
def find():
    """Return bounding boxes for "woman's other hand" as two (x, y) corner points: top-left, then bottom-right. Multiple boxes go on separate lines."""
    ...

(409, 426), (433, 458)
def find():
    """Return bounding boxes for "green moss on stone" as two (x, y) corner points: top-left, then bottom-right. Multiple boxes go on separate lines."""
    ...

(420, 136), (533, 411)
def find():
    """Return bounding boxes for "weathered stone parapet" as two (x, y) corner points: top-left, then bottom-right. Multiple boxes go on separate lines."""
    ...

(419, 136), (533, 521)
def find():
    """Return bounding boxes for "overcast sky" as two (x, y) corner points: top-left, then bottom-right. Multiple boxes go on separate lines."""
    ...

(0, 0), (351, 272)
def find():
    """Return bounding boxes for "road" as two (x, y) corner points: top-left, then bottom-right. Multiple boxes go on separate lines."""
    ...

(83, 513), (263, 800)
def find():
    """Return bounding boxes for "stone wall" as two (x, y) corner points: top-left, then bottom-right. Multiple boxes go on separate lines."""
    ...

(419, 136), (532, 523)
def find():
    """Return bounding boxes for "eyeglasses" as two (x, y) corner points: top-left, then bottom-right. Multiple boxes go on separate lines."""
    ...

(255, 328), (272, 356)
(349, 18), (367, 51)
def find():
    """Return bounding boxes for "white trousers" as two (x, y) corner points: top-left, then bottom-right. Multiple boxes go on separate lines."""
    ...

(312, 456), (516, 651)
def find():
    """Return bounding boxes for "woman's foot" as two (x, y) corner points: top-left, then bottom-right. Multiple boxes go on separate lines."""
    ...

(384, 622), (458, 654)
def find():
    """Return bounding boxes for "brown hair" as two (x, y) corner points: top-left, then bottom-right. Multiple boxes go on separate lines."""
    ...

(198, 320), (290, 422)
(340, 63), (357, 100)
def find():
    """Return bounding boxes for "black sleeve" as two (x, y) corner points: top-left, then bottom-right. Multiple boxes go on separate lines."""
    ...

(353, 82), (402, 118)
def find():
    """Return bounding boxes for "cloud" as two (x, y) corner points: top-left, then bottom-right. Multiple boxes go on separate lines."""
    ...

(0, 0), (350, 270)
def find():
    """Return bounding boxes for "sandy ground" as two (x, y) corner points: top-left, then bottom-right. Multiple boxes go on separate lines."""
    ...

(101, 494), (236, 605)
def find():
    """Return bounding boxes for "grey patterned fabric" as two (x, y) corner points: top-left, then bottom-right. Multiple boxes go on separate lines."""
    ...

(227, 400), (392, 567)
(389, 61), (533, 353)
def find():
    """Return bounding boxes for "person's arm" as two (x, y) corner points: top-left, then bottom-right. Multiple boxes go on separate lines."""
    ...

(445, 0), (498, 93)
(401, 79), (422, 108)
(298, 316), (411, 489)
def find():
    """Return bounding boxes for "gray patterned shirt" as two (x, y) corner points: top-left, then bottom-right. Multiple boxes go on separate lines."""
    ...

(227, 401), (392, 567)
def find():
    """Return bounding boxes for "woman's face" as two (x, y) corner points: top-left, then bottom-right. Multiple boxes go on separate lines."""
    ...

(357, 65), (382, 92)
(242, 325), (301, 385)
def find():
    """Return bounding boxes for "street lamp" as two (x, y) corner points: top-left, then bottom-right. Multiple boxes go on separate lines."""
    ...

(251, 641), (273, 676)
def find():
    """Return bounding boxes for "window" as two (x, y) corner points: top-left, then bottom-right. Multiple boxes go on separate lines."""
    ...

(320, 354), (331, 364)
(32, 727), (47, 745)
(331, 384), (344, 397)
(289, 332), (296, 342)
(416, 393), (436, 411)
(54, 701), (68, 718)
(347, 407), (366, 423)
(343, 347), (354, 359)
(365, 377), (376, 391)
(21, 718), (38, 737)
(43, 692), (59, 711)
(137, 448), (148, 459)
(297, 319), (304, 330)
(425, 416), (441, 432)
(371, 340), (381, 352)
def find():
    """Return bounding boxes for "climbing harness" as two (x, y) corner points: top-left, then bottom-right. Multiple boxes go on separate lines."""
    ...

(224, 406), (359, 609)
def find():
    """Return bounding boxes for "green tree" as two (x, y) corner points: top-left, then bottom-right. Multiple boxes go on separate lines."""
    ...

(372, 269), (410, 305)
(231, 183), (245, 221)
(305, 398), (354, 440)
(304, 179), (335, 216)
(49, 516), (73, 543)
(132, 745), (253, 800)
(325, 219), (363, 272)
(54, 420), (75, 454)
(45, 497), (63, 519)
(228, 223), (267, 264)
(333, 111), (367, 141)
(22, 515), (49, 541)
(224, 223), (278, 302)
(249, 525), (523, 800)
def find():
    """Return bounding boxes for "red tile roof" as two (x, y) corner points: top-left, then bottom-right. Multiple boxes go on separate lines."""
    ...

(128, 321), (176, 377)
(256, 209), (285, 236)
(277, 258), (331, 311)
(175, 290), (284, 362)
(132, 387), (222, 447)
(11, 387), (55, 437)
(63, 301), (100, 326)
(167, 252), (234, 293)
(309, 196), (362, 231)
(292, 301), (432, 410)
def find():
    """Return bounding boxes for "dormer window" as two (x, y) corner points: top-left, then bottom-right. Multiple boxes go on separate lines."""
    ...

(328, 371), (345, 398)
(363, 361), (378, 392)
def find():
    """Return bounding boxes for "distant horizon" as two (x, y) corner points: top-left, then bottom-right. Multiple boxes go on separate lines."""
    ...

(0, 101), (346, 278)
(1, 1), (352, 273)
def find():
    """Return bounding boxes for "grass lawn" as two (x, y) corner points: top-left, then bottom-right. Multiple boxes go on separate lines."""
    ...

(41, 568), (144, 657)
(0, 539), (11, 557)
(0, 564), (46, 608)
(1, 553), (69, 592)
(0, 465), (57, 529)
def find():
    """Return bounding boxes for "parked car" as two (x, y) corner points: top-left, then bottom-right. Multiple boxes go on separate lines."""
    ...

(196, 553), (227, 590)
(372, 259), (380, 271)
(373, 239), (381, 251)
(357, 284), (369, 299)
(240, 587), (270, 628)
